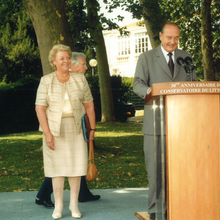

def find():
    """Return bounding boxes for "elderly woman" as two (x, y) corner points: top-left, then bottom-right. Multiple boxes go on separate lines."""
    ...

(35, 44), (95, 219)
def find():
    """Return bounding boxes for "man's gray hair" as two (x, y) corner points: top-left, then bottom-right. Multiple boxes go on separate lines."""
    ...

(161, 22), (179, 33)
(71, 52), (86, 65)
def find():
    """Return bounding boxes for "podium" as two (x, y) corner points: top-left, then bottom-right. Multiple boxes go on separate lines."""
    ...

(144, 82), (220, 220)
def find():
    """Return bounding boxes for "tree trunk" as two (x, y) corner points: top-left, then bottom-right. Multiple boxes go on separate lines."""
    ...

(23, 0), (74, 75)
(140, 0), (163, 48)
(86, 0), (115, 122)
(201, 0), (215, 81)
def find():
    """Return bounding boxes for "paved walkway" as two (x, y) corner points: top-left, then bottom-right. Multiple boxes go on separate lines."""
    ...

(0, 187), (149, 220)
(127, 110), (144, 124)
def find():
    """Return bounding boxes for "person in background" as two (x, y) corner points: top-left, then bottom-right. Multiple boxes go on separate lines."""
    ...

(133, 22), (197, 220)
(70, 52), (88, 74)
(35, 44), (96, 219)
(35, 51), (100, 210)
(70, 52), (101, 202)
(35, 177), (54, 208)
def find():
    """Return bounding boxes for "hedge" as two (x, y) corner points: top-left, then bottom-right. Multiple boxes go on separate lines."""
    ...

(0, 75), (134, 135)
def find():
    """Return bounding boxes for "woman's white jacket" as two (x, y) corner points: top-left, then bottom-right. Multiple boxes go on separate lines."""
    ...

(35, 71), (93, 137)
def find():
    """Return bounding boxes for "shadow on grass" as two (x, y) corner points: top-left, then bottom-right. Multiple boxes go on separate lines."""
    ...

(0, 122), (148, 192)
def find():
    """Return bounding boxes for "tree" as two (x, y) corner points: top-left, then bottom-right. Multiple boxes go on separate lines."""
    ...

(0, 0), (23, 27)
(139, 0), (163, 48)
(201, 0), (215, 81)
(0, 5), (41, 82)
(66, 0), (117, 122)
(65, 0), (96, 52)
(167, 0), (219, 80)
(22, 0), (116, 121)
(103, 0), (163, 48)
(107, 0), (220, 80)
(86, 0), (115, 122)
(22, 0), (75, 75)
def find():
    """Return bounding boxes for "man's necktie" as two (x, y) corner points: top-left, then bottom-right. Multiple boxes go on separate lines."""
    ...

(168, 52), (174, 76)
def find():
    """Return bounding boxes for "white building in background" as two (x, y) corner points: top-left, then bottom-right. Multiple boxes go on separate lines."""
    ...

(103, 21), (152, 77)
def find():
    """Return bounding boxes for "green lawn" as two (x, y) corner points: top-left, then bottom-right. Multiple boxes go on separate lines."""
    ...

(0, 122), (148, 192)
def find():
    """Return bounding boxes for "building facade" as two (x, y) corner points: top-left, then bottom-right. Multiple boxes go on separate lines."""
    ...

(103, 22), (152, 77)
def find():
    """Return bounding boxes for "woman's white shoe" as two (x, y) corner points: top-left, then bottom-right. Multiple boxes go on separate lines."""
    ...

(52, 212), (62, 219)
(71, 212), (82, 218)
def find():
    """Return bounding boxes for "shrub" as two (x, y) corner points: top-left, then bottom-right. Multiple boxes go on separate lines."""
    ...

(86, 75), (133, 122)
(0, 76), (39, 135)
(0, 9), (42, 83)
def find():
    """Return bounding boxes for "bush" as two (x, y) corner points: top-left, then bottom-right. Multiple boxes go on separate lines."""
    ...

(85, 74), (101, 121)
(0, 76), (39, 135)
(86, 74), (132, 122)
(0, 74), (133, 135)
(0, 9), (42, 83)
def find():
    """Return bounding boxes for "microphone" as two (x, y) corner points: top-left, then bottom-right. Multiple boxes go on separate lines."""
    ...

(176, 57), (190, 73)
(176, 57), (186, 68)
(185, 56), (195, 68)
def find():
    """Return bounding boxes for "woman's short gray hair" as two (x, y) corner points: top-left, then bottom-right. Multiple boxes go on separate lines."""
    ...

(71, 52), (86, 65)
(48, 44), (72, 70)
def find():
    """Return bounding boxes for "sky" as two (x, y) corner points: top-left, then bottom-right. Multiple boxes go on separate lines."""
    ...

(99, 0), (139, 27)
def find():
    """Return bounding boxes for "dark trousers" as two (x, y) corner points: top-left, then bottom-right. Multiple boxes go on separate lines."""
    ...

(36, 177), (53, 201)
(37, 176), (90, 200)
(78, 176), (91, 199)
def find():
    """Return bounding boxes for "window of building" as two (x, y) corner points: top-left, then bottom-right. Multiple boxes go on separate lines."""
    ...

(135, 32), (148, 54)
(118, 35), (131, 56)
(112, 69), (120, 75)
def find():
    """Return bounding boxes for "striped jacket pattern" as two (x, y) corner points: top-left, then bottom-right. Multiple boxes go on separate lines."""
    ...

(35, 71), (93, 137)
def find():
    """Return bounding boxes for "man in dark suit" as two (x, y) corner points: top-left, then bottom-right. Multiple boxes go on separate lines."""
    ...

(35, 52), (100, 208)
(133, 22), (197, 220)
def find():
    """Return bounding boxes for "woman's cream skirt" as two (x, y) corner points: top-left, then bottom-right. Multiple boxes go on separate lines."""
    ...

(43, 117), (88, 177)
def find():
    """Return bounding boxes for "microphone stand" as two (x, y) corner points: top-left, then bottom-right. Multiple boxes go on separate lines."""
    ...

(184, 65), (191, 81)
(186, 65), (195, 81)
(176, 57), (196, 81)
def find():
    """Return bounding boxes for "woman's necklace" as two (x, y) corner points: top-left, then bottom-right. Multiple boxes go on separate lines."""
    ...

(56, 71), (70, 80)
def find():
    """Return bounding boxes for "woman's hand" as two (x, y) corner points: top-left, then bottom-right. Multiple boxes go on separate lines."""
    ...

(83, 101), (96, 142)
(45, 132), (54, 150)
(89, 130), (95, 141)
(36, 105), (54, 150)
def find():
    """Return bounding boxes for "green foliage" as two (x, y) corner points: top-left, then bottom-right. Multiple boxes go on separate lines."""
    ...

(163, 0), (220, 79)
(0, 123), (148, 192)
(211, 0), (220, 80)
(0, 75), (39, 134)
(65, 0), (95, 51)
(0, 75), (39, 91)
(66, 0), (120, 52)
(0, 2), (42, 83)
(86, 122), (147, 189)
(161, 0), (204, 78)
(84, 47), (97, 76)
(0, 132), (44, 192)
(0, 81), (14, 91)
(111, 75), (131, 106)
(85, 74), (101, 121)
(107, 0), (220, 80)
(122, 77), (134, 89)
(0, 0), (23, 28)
(85, 75), (133, 121)
(156, 0), (220, 79)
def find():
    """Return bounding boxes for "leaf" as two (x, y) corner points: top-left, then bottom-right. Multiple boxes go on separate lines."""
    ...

(22, 178), (30, 181)
(128, 172), (132, 176)
(13, 188), (22, 192)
